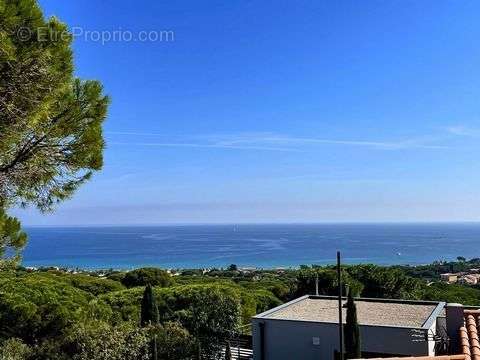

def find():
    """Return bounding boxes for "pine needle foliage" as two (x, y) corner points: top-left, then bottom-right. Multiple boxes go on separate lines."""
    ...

(0, 0), (109, 260)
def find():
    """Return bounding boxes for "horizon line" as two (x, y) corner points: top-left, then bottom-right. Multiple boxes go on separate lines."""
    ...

(22, 220), (480, 228)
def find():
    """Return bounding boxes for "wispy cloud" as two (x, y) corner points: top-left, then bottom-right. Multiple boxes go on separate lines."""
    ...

(107, 131), (448, 151)
(446, 125), (480, 137)
(210, 133), (446, 150)
(107, 131), (167, 136)
(108, 141), (298, 152)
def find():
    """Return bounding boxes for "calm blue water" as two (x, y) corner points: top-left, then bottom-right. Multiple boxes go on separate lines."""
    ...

(21, 223), (480, 269)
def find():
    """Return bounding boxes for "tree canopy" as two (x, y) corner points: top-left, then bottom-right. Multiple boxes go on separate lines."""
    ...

(2, 263), (480, 359)
(121, 268), (172, 288)
(0, 0), (109, 260)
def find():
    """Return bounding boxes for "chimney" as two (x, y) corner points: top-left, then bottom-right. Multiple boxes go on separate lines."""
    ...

(445, 303), (464, 354)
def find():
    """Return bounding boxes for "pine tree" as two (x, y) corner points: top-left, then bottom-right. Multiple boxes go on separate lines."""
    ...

(344, 292), (361, 359)
(140, 284), (159, 327)
(0, 0), (109, 262)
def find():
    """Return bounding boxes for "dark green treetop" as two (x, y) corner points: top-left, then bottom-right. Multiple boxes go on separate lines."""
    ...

(122, 268), (172, 288)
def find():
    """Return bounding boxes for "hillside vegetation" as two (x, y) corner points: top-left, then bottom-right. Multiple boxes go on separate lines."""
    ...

(1, 261), (480, 359)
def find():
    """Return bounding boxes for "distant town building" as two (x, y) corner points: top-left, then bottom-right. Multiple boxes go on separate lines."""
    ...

(441, 273), (459, 283)
(458, 274), (480, 285)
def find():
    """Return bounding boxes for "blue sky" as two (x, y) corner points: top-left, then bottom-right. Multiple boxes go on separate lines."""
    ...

(16, 0), (480, 225)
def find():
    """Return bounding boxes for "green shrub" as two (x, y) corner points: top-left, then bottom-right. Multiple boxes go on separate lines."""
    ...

(153, 321), (196, 360)
(101, 283), (241, 356)
(68, 322), (151, 360)
(0, 338), (31, 360)
(423, 282), (480, 305)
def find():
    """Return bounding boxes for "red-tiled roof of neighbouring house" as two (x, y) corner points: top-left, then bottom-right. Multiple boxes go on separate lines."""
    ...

(459, 310), (480, 360)
(364, 356), (466, 360)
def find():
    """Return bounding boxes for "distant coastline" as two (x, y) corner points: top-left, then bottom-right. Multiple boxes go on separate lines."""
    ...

(20, 223), (480, 270)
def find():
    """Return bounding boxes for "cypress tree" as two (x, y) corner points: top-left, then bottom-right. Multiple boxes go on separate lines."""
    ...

(151, 335), (158, 360)
(225, 341), (232, 360)
(195, 341), (202, 360)
(140, 285), (159, 360)
(140, 284), (159, 327)
(344, 292), (361, 359)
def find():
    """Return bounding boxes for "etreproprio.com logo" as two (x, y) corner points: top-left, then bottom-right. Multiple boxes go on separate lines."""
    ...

(15, 26), (175, 45)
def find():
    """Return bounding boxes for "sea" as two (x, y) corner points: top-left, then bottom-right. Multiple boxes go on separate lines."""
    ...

(21, 223), (480, 270)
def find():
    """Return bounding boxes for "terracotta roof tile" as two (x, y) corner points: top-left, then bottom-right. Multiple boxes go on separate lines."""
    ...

(461, 311), (480, 360)
(460, 326), (471, 360)
(364, 356), (466, 360)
